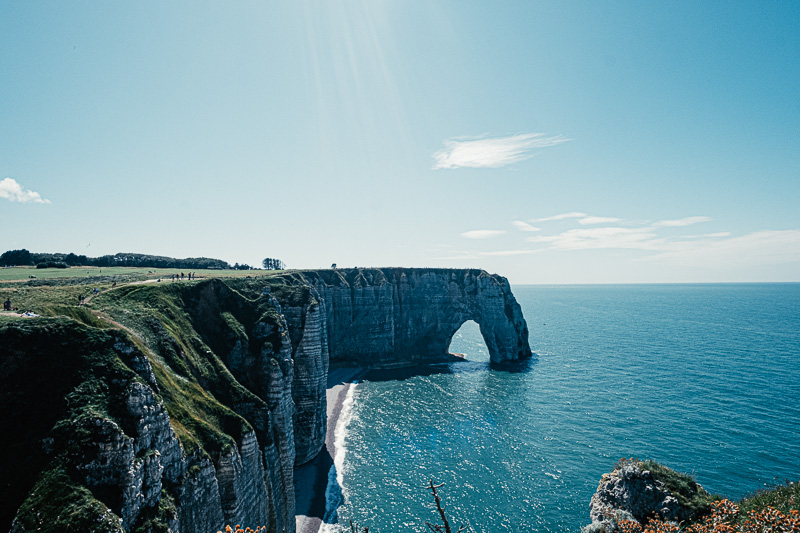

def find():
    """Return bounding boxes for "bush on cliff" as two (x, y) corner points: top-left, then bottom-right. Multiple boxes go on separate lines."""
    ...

(36, 261), (68, 269)
(587, 459), (799, 533)
(618, 497), (800, 533)
(631, 459), (717, 519)
(584, 458), (717, 533)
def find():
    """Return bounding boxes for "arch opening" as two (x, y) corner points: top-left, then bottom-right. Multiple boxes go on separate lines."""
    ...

(447, 320), (490, 363)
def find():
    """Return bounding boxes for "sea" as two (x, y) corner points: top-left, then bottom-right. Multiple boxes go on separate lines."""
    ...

(326, 283), (800, 532)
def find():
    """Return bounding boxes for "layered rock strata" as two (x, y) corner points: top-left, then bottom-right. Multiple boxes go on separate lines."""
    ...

(302, 268), (531, 366)
(3, 268), (531, 533)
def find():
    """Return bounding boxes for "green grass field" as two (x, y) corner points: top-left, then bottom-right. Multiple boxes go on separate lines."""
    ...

(0, 265), (285, 282)
(0, 266), (287, 322)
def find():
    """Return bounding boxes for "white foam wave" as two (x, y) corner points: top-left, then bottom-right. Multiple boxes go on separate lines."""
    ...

(334, 381), (358, 489)
(317, 381), (359, 533)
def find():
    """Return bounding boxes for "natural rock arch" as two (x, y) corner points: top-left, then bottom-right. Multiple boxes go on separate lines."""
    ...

(446, 319), (489, 361)
(299, 268), (532, 366)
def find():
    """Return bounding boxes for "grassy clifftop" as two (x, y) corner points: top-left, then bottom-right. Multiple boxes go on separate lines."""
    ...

(0, 269), (316, 532)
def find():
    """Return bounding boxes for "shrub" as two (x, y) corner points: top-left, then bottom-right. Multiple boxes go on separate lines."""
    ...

(36, 261), (69, 269)
(618, 498), (800, 533)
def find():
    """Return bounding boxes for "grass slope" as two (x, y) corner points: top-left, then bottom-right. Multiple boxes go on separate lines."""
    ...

(0, 268), (315, 532)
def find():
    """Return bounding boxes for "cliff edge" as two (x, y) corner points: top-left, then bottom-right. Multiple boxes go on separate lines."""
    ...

(0, 267), (531, 533)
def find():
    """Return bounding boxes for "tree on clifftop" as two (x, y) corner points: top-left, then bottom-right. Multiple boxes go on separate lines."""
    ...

(262, 258), (285, 270)
(0, 249), (33, 266)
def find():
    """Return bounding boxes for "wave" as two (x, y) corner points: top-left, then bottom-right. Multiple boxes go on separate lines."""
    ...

(318, 380), (359, 532)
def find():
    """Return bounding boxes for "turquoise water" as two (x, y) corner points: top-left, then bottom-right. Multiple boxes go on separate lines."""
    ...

(331, 284), (800, 532)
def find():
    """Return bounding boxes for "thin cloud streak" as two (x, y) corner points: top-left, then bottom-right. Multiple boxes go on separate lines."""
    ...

(527, 226), (663, 251)
(433, 133), (569, 169)
(579, 216), (622, 225)
(530, 212), (587, 222)
(480, 249), (541, 256)
(512, 221), (541, 232)
(679, 232), (732, 239)
(461, 229), (506, 239)
(641, 229), (800, 267)
(0, 177), (51, 204)
(444, 209), (799, 273)
(524, 219), (800, 268)
(652, 216), (712, 227)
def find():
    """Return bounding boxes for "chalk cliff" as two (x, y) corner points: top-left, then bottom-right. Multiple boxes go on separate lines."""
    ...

(1, 268), (531, 533)
(302, 268), (531, 366)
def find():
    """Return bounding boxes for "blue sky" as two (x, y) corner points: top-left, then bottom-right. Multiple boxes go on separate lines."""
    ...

(2, 1), (798, 283)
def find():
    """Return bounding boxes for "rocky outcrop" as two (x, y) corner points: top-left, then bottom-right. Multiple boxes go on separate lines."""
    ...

(584, 460), (712, 532)
(2, 267), (531, 533)
(77, 379), (185, 531)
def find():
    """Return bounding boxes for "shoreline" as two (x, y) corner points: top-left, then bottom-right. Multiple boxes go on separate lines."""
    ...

(295, 367), (367, 533)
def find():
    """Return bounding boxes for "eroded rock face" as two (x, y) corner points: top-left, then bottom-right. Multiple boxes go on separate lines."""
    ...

(67, 349), (222, 533)
(4, 268), (531, 533)
(585, 463), (693, 532)
(282, 297), (329, 466)
(302, 268), (531, 366)
(216, 431), (270, 529)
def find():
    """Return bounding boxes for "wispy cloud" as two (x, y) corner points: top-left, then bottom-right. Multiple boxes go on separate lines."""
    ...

(579, 216), (623, 225)
(641, 230), (800, 267)
(433, 133), (569, 169)
(652, 216), (712, 228)
(512, 221), (541, 232)
(480, 249), (541, 256)
(443, 209), (799, 273)
(527, 226), (663, 251)
(0, 178), (51, 204)
(428, 248), (540, 260)
(530, 212), (587, 222)
(461, 230), (506, 239)
(679, 232), (731, 239)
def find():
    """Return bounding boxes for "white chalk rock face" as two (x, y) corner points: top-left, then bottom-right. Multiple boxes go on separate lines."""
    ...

(6, 268), (532, 533)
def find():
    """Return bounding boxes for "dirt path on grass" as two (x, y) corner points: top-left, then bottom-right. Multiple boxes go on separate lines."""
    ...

(82, 278), (160, 304)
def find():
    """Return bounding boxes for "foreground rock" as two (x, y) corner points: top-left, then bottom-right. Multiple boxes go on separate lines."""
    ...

(584, 459), (714, 532)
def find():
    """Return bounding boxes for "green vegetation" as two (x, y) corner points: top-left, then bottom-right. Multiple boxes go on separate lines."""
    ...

(93, 281), (274, 457)
(608, 459), (799, 533)
(737, 480), (799, 519)
(0, 249), (231, 270)
(5, 266), (795, 533)
(261, 257), (285, 270)
(12, 461), (123, 533)
(0, 266), (316, 531)
(0, 265), (289, 282)
(131, 490), (178, 533)
(635, 459), (717, 518)
(0, 318), (145, 530)
(0, 248), (288, 274)
(619, 497), (799, 533)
